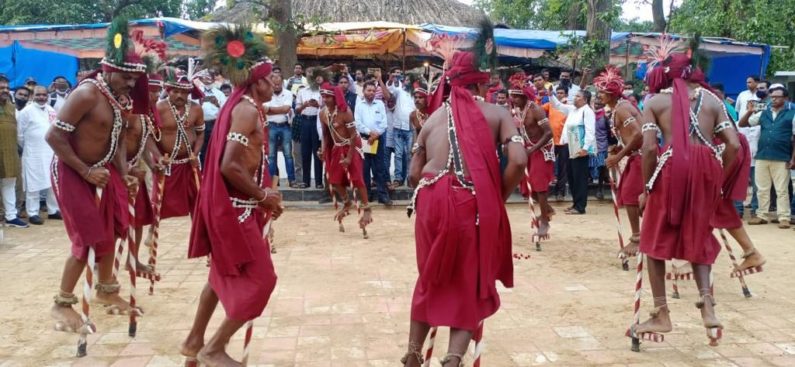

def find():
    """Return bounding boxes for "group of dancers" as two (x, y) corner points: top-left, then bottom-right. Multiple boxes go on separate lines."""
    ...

(43, 17), (768, 367)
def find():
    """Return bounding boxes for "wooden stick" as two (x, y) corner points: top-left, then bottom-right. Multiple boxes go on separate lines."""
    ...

(718, 229), (752, 298)
(608, 167), (630, 271)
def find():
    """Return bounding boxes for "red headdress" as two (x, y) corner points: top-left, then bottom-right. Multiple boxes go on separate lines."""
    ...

(424, 19), (514, 298)
(593, 66), (625, 98)
(507, 71), (536, 101)
(413, 80), (430, 97)
(644, 34), (713, 225)
(320, 82), (347, 113)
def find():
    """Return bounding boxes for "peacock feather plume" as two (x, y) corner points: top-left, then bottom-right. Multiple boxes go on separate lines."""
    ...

(471, 17), (498, 73)
(202, 23), (270, 87)
(105, 17), (131, 67)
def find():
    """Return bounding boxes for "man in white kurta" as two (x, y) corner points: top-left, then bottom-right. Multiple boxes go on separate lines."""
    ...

(16, 86), (60, 225)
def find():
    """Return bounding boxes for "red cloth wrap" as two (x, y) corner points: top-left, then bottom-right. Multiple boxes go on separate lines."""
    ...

(158, 163), (199, 219)
(617, 155), (644, 206)
(134, 179), (154, 227)
(189, 62), (273, 278)
(424, 51), (514, 302)
(412, 174), (499, 331)
(519, 146), (554, 197)
(646, 54), (713, 226)
(326, 145), (365, 188)
(710, 134), (751, 229)
(208, 194), (277, 321)
(640, 144), (723, 264)
(52, 160), (129, 261)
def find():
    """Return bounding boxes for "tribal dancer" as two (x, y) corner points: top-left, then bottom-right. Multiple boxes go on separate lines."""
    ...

(509, 71), (555, 239)
(124, 71), (166, 278)
(47, 18), (153, 334)
(403, 20), (527, 366)
(154, 67), (204, 220)
(182, 25), (282, 366)
(318, 82), (373, 234)
(410, 82), (430, 142)
(595, 67), (645, 257)
(635, 38), (740, 344)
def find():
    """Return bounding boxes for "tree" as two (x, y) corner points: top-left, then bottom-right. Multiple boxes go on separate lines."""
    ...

(651, 0), (666, 32)
(268, 0), (298, 74)
(473, 0), (587, 30)
(0, 0), (181, 25)
(184, 0), (216, 20)
(585, 0), (614, 67)
(668, 0), (795, 75)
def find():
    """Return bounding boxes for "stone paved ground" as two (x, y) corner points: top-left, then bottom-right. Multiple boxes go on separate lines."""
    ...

(0, 201), (794, 367)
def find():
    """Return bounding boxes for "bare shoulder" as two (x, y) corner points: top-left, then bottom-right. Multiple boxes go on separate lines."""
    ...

(230, 100), (257, 123)
(424, 107), (446, 128)
(67, 82), (98, 103)
(190, 101), (203, 114)
(156, 99), (169, 113)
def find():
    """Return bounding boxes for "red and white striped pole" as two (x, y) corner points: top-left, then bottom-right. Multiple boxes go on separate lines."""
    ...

(471, 321), (485, 367)
(77, 188), (103, 357)
(718, 229), (751, 298)
(127, 195), (139, 337)
(608, 167), (629, 271)
(524, 168), (541, 251)
(423, 327), (438, 367)
(148, 171), (166, 295)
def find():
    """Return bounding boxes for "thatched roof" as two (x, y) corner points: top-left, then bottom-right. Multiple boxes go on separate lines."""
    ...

(211, 0), (486, 27)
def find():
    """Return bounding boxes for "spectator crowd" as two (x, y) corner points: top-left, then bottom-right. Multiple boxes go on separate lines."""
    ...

(2, 63), (794, 227)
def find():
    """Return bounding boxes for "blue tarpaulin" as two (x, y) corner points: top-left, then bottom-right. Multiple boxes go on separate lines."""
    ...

(0, 41), (78, 89)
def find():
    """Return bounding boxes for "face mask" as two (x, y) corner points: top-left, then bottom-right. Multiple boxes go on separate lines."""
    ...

(560, 79), (571, 88)
(15, 99), (27, 109)
(756, 90), (768, 99)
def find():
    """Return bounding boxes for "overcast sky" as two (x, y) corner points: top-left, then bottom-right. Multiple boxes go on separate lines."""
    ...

(214, 0), (677, 23)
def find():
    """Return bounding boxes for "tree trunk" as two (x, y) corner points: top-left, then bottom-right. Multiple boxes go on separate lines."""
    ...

(652, 0), (666, 32)
(270, 0), (297, 74)
(566, 0), (584, 30)
(586, 0), (611, 67)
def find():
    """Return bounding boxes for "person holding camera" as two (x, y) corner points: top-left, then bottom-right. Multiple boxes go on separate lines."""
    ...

(739, 85), (795, 229)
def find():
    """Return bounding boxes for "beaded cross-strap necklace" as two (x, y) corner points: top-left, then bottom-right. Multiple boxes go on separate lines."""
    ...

(79, 74), (125, 168)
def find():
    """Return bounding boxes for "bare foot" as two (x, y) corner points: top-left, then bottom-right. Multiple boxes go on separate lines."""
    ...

(696, 295), (723, 328)
(334, 200), (353, 222)
(95, 290), (142, 315)
(51, 304), (83, 333)
(634, 306), (672, 334)
(619, 239), (640, 258)
(735, 250), (766, 273)
(180, 337), (204, 359)
(535, 219), (550, 238)
(197, 347), (242, 367)
(359, 209), (373, 229)
(126, 261), (158, 279)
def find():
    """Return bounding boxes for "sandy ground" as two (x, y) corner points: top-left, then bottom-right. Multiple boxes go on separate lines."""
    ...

(0, 200), (794, 367)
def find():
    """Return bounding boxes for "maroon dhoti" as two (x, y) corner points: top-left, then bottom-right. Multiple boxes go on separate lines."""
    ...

(519, 147), (554, 197)
(326, 144), (365, 188)
(617, 154), (644, 207)
(640, 145), (723, 264)
(206, 198), (277, 321)
(51, 158), (129, 261)
(710, 135), (751, 230)
(160, 162), (198, 219)
(134, 179), (154, 227)
(411, 174), (500, 331)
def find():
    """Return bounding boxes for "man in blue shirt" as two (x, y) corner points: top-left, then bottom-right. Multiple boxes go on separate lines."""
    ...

(355, 80), (391, 205)
(740, 85), (795, 228)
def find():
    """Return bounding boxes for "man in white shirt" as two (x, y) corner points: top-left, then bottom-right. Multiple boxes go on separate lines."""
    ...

(355, 80), (391, 205)
(197, 71), (227, 166)
(16, 86), (60, 224)
(48, 76), (71, 113)
(383, 74), (414, 187)
(550, 89), (596, 214)
(555, 69), (581, 104)
(287, 63), (309, 96)
(266, 74), (297, 186)
(295, 69), (325, 188)
(736, 78), (766, 218)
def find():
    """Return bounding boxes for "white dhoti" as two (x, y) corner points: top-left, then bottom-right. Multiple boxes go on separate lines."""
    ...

(17, 103), (59, 216)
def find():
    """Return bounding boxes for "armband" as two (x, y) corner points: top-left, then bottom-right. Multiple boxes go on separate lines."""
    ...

(346, 121), (356, 128)
(537, 118), (549, 126)
(622, 116), (637, 128)
(713, 121), (733, 134)
(195, 123), (206, 132)
(641, 123), (659, 134)
(227, 132), (249, 147)
(505, 135), (525, 145)
(411, 143), (425, 154)
(54, 120), (77, 132)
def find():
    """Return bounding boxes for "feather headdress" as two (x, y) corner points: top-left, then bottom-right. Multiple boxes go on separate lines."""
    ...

(644, 34), (683, 70)
(101, 18), (165, 74)
(202, 24), (271, 87)
(593, 66), (625, 97)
